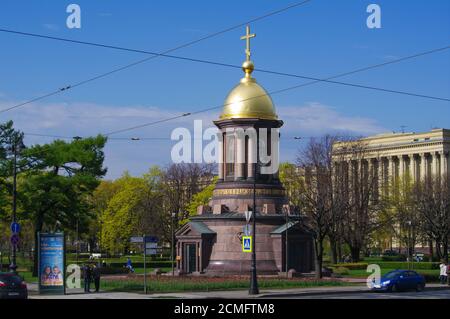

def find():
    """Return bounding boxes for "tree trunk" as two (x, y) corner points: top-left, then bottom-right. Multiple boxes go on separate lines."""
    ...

(428, 239), (433, 261)
(350, 246), (360, 262)
(436, 241), (443, 260)
(329, 237), (338, 265)
(313, 239), (323, 279)
(32, 215), (44, 277)
(443, 240), (449, 264)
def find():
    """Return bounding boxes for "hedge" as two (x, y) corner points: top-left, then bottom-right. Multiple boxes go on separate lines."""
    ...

(333, 261), (439, 270)
(381, 255), (407, 262)
(99, 267), (129, 275)
(332, 263), (368, 270)
(375, 262), (439, 270)
(107, 261), (174, 268)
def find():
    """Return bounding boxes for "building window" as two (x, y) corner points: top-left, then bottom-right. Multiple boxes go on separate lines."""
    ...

(225, 134), (235, 179)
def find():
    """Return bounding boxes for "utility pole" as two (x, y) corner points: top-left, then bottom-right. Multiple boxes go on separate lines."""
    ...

(76, 214), (79, 264)
(249, 150), (259, 295)
(143, 234), (147, 294)
(284, 206), (289, 278)
(9, 138), (18, 274)
(171, 212), (176, 276)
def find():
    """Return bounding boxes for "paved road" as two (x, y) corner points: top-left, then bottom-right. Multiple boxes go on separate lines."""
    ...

(289, 289), (450, 299)
(27, 283), (449, 299)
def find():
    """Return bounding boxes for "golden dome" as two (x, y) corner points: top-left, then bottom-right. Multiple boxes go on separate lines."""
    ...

(219, 61), (277, 120)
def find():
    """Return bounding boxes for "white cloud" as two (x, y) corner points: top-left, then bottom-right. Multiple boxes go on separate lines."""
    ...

(278, 102), (386, 136)
(1, 101), (219, 179)
(0, 100), (384, 178)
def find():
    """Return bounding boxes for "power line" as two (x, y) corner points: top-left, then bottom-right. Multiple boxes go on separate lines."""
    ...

(0, 0), (313, 114)
(1, 27), (449, 103)
(103, 44), (450, 136)
(18, 43), (450, 137)
(23, 132), (313, 141)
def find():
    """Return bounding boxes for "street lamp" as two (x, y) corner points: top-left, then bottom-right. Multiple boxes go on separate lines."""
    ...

(171, 212), (176, 276)
(406, 220), (413, 270)
(249, 150), (259, 295)
(9, 137), (18, 274)
(283, 206), (289, 278)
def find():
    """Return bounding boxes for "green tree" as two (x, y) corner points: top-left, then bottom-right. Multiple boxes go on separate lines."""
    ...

(279, 162), (304, 210)
(100, 174), (145, 254)
(185, 177), (217, 225)
(0, 121), (25, 221)
(20, 136), (107, 275)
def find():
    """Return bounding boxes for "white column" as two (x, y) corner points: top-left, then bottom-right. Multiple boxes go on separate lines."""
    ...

(408, 154), (415, 183)
(235, 131), (245, 180)
(348, 160), (354, 188)
(218, 132), (224, 181)
(387, 156), (395, 186)
(444, 152), (449, 179)
(247, 132), (256, 180)
(357, 160), (363, 182)
(431, 152), (439, 178)
(439, 151), (449, 179)
(419, 153), (427, 182)
(368, 159), (374, 181)
(399, 155), (405, 179)
(378, 158), (384, 191)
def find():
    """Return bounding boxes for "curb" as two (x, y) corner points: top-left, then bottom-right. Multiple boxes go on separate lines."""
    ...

(256, 285), (450, 298)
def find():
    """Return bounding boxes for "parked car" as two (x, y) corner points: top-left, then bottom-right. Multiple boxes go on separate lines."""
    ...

(0, 273), (28, 299)
(370, 270), (425, 292)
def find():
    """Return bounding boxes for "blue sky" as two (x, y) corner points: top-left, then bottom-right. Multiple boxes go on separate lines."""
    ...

(0, 0), (449, 178)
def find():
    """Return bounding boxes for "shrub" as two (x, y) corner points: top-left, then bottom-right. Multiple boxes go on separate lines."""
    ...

(381, 254), (407, 261)
(333, 263), (368, 270)
(422, 255), (441, 262)
(108, 261), (174, 268)
(374, 262), (439, 270)
(99, 267), (129, 275)
(333, 267), (350, 275)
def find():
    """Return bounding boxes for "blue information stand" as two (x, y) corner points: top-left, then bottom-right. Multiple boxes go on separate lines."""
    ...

(38, 233), (66, 295)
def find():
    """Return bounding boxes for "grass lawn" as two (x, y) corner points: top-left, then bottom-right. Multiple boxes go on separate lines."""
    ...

(341, 268), (440, 281)
(100, 276), (351, 293)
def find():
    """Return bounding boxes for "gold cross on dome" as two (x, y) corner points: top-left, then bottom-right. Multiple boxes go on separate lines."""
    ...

(240, 25), (256, 61)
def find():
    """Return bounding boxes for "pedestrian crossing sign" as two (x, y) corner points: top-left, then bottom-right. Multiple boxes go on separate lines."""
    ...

(242, 236), (252, 253)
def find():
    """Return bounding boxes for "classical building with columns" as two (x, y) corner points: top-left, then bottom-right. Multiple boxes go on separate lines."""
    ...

(333, 128), (450, 185)
(175, 27), (314, 276)
(333, 129), (450, 252)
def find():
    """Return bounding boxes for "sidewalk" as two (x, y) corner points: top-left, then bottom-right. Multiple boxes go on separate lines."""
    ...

(27, 283), (450, 299)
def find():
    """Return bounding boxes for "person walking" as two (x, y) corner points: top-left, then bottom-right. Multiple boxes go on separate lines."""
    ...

(83, 264), (92, 293)
(92, 264), (101, 292)
(439, 260), (448, 285)
(447, 262), (450, 286)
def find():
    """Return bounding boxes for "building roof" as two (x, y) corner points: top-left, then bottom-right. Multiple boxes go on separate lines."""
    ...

(189, 221), (216, 235)
(192, 212), (289, 221)
(270, 221), (299, 234)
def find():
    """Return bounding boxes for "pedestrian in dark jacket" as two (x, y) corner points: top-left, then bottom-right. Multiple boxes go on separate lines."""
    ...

(83, 264), (92, 293)
(92, 264), (101, 292)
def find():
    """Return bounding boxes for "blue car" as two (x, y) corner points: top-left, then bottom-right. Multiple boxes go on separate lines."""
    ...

(371, 270), (426, 292)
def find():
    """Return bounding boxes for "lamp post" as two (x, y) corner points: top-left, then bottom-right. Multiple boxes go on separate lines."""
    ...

(9, 138), (18, 274)
(171, 212), (176, 276)
(284, 206), (289, 278)
(249, 147), (259, 295)
(406, 220), (412, 270)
